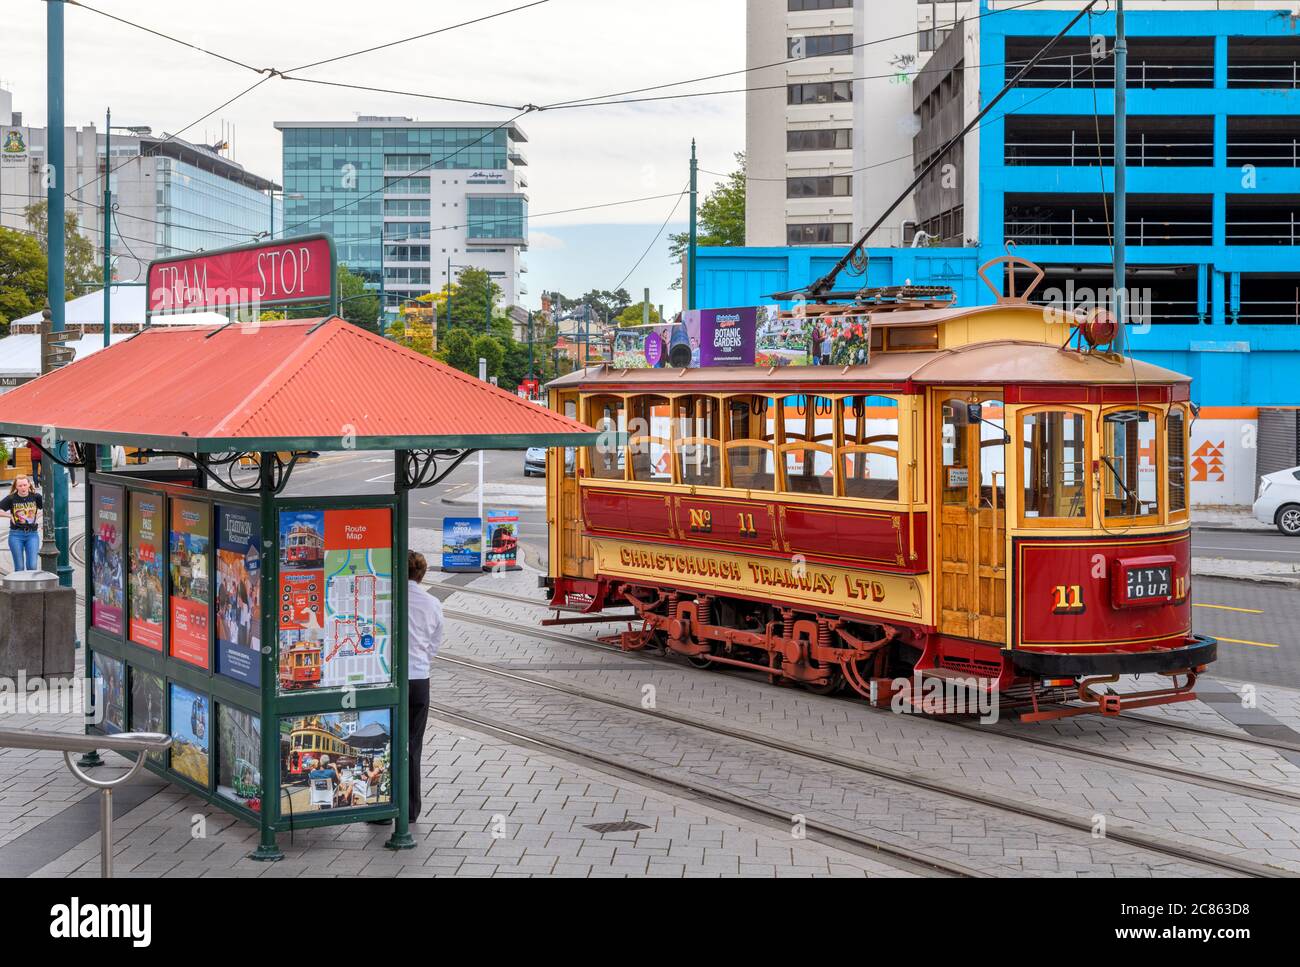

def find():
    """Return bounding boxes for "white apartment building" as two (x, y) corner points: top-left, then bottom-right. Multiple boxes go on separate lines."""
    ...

(745, 1), (972, 247)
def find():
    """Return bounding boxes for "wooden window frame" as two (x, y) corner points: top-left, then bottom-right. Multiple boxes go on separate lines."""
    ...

(834, 393), (906, 505)
(776, 440), (837, 496)
(1166, 402), (1190, 523)
(1015, 405), (1094, 529)
(1099, 403), (1166, 527)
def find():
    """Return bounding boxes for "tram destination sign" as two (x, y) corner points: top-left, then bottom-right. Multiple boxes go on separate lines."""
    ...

(146, 235), (336, 317)
(1112, 555), (1177, 608)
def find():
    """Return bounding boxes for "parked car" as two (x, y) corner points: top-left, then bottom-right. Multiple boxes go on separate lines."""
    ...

(523, 447), (547, 477)
(1253, 466), (1300, 535)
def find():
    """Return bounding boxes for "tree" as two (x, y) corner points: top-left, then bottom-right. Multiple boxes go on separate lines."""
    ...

(668, 151), (746, 290)
(23, 201), (98, 299)
(616, 302), (662, 327)
(337, 264), (379, 332)
(441, 327), (475, 373)
(0, 226), (47, 332)
(471, 334), (504, 379)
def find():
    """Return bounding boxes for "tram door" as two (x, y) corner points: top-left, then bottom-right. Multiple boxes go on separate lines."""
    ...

(553, 391), (593, 579)
(935, 392), (1007, 642)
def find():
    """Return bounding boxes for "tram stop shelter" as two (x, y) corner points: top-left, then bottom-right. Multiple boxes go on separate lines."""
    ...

(0, 236), (598, 860)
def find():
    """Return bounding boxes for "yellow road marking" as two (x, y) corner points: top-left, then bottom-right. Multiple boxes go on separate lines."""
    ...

(1216, 636), (1280, 649)
(1194, 603), (1264, 614)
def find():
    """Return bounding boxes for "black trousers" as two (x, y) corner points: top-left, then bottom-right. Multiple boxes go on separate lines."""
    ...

(408, 678), (430, 820)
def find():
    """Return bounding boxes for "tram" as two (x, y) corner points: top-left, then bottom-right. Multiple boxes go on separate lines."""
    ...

(284, 716), (355, 776)
(541, 257), (1216, 722)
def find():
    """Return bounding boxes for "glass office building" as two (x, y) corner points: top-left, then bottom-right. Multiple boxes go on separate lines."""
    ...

(276, 118), (530, 312)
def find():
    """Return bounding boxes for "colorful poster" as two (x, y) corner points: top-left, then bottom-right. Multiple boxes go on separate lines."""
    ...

(217, 705), (262, 813)
(91, 652), (124, 735)
(441, 517), (482, 572)
(216, 505), (262, 687)
(484, 509), (520, 571)
(277, 508), (392, 693)
(169, 683), (210, 787)
(169, 498), (211, 668)
(697, 306), (758, 366)
(279, 710), (391, 817)
(755, 306), (872, 368)
(129, 668), (165, 763)
(90, 486), (125, 635)
(128, 492), (165, 651)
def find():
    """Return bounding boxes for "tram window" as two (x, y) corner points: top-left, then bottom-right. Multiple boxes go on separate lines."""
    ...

(1021, 410), (1088, 520)
(1102, 409), (1160, 518)
(727, 444), (775, 491)
(840, 396), (900, 500)
(586, 394), (625, 480)
(885, 326), (939, 351)
(563, 398), (578, 478)
(676, 396), (721, 488)
(1168, 406), (1187, 514)
(628, 395), (672, 483)
(780, 446), (834, 495)
(780, 395), (834, 445)
(979, 400), (1006, 509)
(727, 396), (777, 444)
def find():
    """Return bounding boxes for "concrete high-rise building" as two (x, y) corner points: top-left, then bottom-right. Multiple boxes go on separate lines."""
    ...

(274, 118), (529, 316)
(0, 87), (279, 284)
(745, 1), (973, 247)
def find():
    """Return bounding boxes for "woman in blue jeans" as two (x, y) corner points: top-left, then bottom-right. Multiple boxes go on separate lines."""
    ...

(1, 475), (43, 571)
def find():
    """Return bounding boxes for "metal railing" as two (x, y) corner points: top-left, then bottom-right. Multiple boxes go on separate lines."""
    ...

(1005, 137), (1214, 166)
(1227, 63), (1300, 89)
(0, 728), (171, 878)
(1007, 58), (1215, 88)
(1005, 217), (1213, 246)
(1226, 216), (1300, 246)
(1236, 298), (1300, 324)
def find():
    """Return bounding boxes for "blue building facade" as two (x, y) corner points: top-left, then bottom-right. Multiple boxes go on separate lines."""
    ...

(701, 3), (1300, 407)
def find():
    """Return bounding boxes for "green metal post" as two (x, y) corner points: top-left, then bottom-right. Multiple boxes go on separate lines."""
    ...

(100, 110), (114, 473)
(527, 311), (534, 379)
(385, 449), (416, 851)
(77, 444), (103, 769)
(48, 0), (72, 589)
(379, 229), (386, 335)
(688, 139), (698, 311)
(250, 454), (283, 861)
(1113, 0), (1128, 352)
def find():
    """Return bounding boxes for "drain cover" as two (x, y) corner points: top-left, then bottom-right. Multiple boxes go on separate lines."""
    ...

(584, 821), (650, 834)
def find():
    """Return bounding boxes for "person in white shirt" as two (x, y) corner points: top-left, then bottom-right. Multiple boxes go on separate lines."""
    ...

(406, 551), (443, 821)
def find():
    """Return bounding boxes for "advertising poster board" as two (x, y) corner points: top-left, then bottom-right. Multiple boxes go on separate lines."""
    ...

(169, 498), (211, 668)
(216, 505), (262, 687)
(217, 705), (263, 813)
(128, 492), (165, 651)
(441, 517), (483, 571)
(756, 306), (872, 368)
(90, 485), (125, 636)
(277, 508), (392, 693)
(484, 509), (521, 571)
(129, 667), (165, 763)
(169, 682), (210, 787)
(278, 709), (392, 816)
(91, 652), (125, 735)
(692, 306), (758, 367)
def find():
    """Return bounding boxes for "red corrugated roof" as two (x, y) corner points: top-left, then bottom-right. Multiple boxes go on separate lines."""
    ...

(0, 318), (596, 452)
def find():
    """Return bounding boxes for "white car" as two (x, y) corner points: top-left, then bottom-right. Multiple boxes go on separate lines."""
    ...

(1253, 466), (1300, 536)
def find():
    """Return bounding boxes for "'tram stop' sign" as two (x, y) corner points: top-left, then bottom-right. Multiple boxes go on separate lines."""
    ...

(147, 235), (335, 315)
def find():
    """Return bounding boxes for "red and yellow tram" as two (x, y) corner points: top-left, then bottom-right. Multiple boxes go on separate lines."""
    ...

(542, 258), (1215, 721)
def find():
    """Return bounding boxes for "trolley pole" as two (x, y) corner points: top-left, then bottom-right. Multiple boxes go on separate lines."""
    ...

(47, 0), (72, 589)
(688, 139), (698, 311)
(1112, 0), (1128, 352)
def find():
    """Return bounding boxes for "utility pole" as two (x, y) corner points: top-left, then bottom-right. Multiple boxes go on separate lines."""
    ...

(1112, 0), (1128, 352)
(47, 0), (71, 589)
(688, 139), (698, 311)
(527, 310), (534, 379)
(378, 231), (386, 335)
(643, 287), (650, 327)
(103, 108), (112, 350)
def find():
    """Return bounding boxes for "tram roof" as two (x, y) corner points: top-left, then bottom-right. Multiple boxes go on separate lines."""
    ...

(550, 340), (1190, 391)
(0, 316), (599, 453)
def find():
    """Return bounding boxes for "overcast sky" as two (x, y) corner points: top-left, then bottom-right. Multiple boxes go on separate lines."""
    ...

(7, 0), (745, 307)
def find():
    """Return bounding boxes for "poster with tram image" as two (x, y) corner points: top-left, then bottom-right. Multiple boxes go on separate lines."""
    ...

(90, 485), (125, 636)
(129, 668), (165, 763)
(277, 508), (392, 694)
(217, 705), (262, 813)
(278, 709), (391, 816)
(128, 492), (164, 651)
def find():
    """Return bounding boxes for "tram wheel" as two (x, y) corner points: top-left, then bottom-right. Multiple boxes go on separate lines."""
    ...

(802, 669), (843, 696)
(686, 654), (714, 670)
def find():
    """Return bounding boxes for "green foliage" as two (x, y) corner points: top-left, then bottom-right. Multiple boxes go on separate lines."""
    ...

(0, 226), (46, 332)
(337, 264), (379, 332)
(23, 201), (98, 299)
(471, 334), (504, 378)
(669, 152), (746, 289)
(616, 302), (662, 327)
(441, 327), (476, 373)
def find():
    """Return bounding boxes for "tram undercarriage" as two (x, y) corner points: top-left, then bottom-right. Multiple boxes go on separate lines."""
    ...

(545, 578), (1214, 723)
